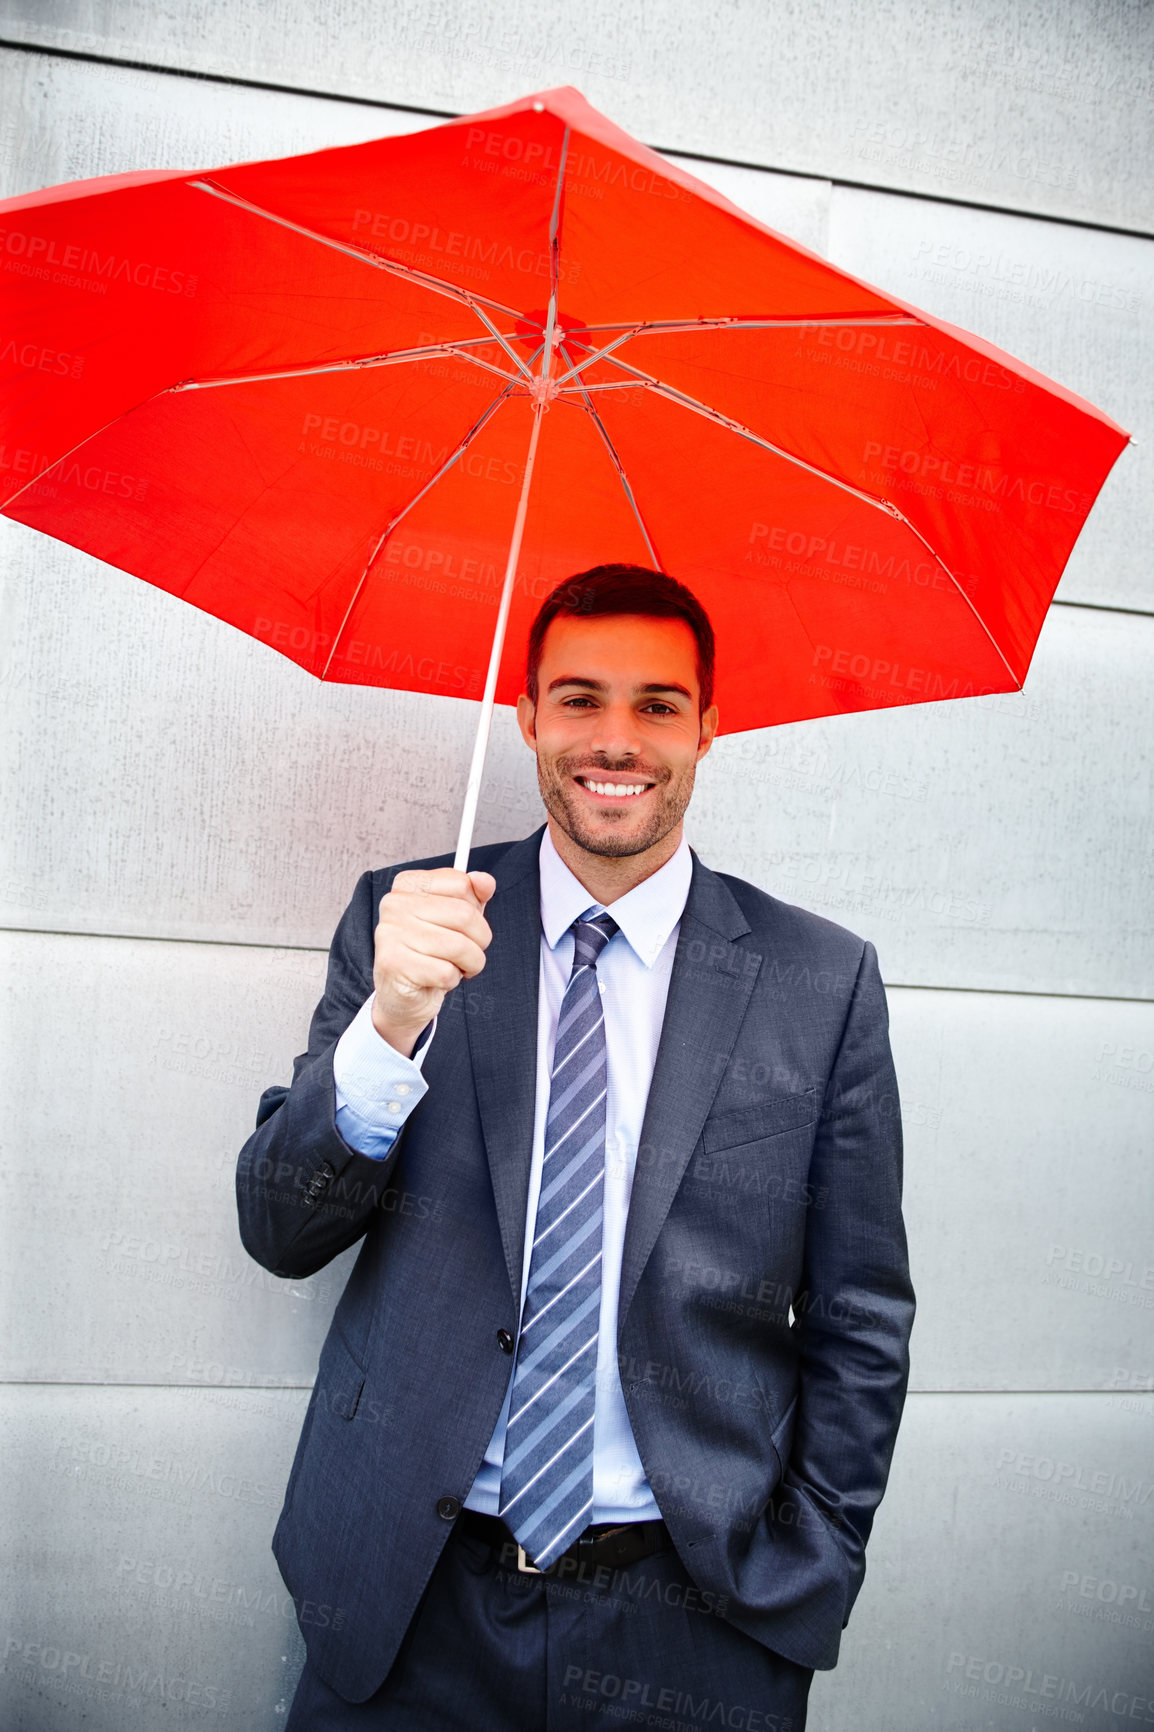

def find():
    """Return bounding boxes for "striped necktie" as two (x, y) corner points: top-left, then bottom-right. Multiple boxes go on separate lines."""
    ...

(498, 907), (619, 1570)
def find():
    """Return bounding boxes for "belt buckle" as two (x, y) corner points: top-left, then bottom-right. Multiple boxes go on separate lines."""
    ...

(516, 1544), (544, 1575)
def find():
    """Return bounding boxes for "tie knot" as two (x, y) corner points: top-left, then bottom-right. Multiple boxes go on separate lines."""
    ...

(571, 909), (618, 971)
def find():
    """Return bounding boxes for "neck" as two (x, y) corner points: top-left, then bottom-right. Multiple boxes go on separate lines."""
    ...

(546, 815), (685, 906)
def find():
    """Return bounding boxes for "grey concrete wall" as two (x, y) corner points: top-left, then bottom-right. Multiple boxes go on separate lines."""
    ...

(1, 8), (1150, 1729)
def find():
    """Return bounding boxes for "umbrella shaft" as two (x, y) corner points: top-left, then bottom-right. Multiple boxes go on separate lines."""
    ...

(453, 401), (544, 872)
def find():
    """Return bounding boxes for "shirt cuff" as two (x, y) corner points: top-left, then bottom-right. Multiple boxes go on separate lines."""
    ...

(333, 992), (435, 1125)
(334, 1102), (402, 1163)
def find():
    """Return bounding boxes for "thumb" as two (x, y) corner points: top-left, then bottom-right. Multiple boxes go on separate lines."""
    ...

(467, 870), (497, 907)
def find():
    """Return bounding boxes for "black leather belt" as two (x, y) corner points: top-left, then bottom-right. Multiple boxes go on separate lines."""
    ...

(458, 1508), (671, 1575)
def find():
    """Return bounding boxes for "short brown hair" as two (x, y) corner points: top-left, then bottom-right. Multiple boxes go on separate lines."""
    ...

(525, 565), (715, 714)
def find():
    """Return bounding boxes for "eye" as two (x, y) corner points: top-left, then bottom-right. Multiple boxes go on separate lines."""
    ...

(561, 695), (595, 708)
(643, 702), (677, 715)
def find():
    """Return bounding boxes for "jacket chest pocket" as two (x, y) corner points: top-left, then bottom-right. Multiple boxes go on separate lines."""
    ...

(701, 1090), (818, 1156)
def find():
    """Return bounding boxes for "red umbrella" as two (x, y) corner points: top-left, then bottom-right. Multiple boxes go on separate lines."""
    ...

(0, 86), (1129, 866)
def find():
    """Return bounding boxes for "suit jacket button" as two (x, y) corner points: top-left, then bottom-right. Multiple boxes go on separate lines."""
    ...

(496, 1329), (514, 1354)
(436, 1496), (461, 1521)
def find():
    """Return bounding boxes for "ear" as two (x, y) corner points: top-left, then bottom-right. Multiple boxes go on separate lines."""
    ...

(695, 703), (719, 762)
(516, 691), (538, 748)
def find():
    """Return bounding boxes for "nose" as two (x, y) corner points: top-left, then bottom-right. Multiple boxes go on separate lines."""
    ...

(587, 700), (642, 761)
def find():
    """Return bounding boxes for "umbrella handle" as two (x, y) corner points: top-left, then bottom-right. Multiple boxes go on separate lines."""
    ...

(453, 401), (545, 872)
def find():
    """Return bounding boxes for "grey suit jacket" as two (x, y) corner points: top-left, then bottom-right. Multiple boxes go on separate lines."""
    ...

(236, 825), (915, 1701)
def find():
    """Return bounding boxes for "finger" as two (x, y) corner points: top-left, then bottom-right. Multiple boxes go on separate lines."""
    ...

(467, 870), (497, 906)
(395, 920), (488, 979)
(382, 973), (451, 1011)
(391, 867), (479, 900)
(389, 954), (464, 995)
(382, 892), (492, 948)
(377, 906), (487, 968)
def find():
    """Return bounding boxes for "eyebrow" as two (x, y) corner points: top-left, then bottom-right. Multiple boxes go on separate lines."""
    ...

(546, 675), (694, 701)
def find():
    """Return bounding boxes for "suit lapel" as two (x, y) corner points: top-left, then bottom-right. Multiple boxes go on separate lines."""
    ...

(464, 827), (545, 1308)
(617, 853), (762, 1329)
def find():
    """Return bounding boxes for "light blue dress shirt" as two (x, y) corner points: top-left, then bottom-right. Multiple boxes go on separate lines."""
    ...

(332, 825), (693, 1523)
(333, 1002), (436, 1159)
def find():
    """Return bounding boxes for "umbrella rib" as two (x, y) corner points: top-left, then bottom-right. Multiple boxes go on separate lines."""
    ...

(551, 315), (921, 388)
(189, 178), (533, 380)
(0, 338), (525, 518)
(552, 326), (643, 388)
(0, 387), (177, 514)
(876, 513), (1024, 689)
(557, 381), (653, 393)
(556, 339), (661, 567)
(170, 339), (522, 393)
(599, 353), (917, 516)
(467, 302), (535, 383)
(320, 382), (516, 680)
(577, 315), (922, 336)
(605, 354), (1024, 692)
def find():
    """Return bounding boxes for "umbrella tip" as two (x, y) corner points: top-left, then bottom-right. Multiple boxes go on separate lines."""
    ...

(532, 100), (545, 112)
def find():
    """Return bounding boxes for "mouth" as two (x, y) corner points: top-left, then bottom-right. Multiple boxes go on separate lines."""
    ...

(573, 774), (657, 802)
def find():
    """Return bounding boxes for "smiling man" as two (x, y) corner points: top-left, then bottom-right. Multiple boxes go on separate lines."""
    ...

(237, 563), (915, 1731)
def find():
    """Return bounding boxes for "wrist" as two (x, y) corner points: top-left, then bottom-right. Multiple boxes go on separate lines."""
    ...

(370, 998), (427, 1058)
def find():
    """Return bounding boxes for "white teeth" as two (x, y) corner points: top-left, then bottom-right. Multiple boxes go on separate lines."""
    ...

(580, 779), (648, 798)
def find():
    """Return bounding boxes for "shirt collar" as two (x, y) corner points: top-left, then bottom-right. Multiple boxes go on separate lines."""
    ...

(538, 824), (693, 969)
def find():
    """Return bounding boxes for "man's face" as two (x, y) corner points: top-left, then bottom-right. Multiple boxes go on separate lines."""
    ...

(515, 612), (719, 859)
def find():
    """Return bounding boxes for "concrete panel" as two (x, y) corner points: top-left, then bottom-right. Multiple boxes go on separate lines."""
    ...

(4, 926), (1151, 1392)
(0, 514), (547, 946)
(697, 602), (1154, 998)
(0, 44), (431, 203)
(0, 47), (832, 257)
(3, 527), (1151, 992)
(0, 1382), (305, 1729)
(890, 989), (1154, 1392)
(0, 927), (358, 1385)
(827, 187), (1150, 613)
(811, 1392), (1154, 1730)
(0, 1), (1150, 228)
(695, 604), (1153, 998)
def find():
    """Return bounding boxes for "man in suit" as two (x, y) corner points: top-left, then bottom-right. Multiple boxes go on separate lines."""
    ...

(237, 563), (915, 1730)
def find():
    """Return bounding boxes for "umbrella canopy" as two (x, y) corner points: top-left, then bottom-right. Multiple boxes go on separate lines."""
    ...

(0, 85), (1129, 862)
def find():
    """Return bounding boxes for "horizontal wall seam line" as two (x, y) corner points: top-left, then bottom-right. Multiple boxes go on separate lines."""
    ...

(2, 37), (1152, 242)
(0, 1379), (316, 1390)
(1, 927), (1152, 1006)
(903, 1388), (1154, 1397)
(664, 147), (1154, 241)
(1052, 599), (1154, 619)
(0, 925), (329, 954)
(0, 35), (456, 117)
(883, 981), (1154, 1005)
